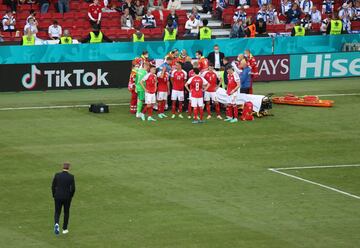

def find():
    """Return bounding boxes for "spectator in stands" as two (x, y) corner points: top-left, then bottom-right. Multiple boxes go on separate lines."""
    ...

(142, 9), (157, 28)
(24, 17), (38, 37)
(134, 0), (145, 20)
(322, 0), (334, 14)
(48, 20), (62, 39)
(267, 3), (279, 24)
(339, 3), (354, 32)
(26, 10), (38, 25)
(299, 0), (313, 14)
(320, 14), (331, 32)
(238, 0), (250, 8)
(256, 18), (267, 34)
(166, 9), (179, 29)
(148, 0), (163, 10)
(59, 29), (73, 44)
(0, 32), (4, 42)
(310, 6), (321, 23)
(58, 0), (70, 13)
(257, 4), (268, 22)
(301, 14), (312, 29)
(233, 6), (247, 23)
(2, 10), (16, 32)
(88, 0), (102, 29)
(122, 0), (136, 18)
(191, 7), (201, 20)
(281, 0), (293, 15)
(287, 3), (301, 23)
(291, 20), (306, 35)
(326, 11), (345, 34)
(202, 0), (212, 14)
(184, 14), (200, 36)
(82, 27), (112, 43)
(207, 44), (225, 71)
(230, 19), (246, 38)
(354, 0), (360, 20)
(167, 0), (181, 10)
(121, 8), (134, 29)
(39, 0), (50, 13)
(258, 0), (271, 7)
(22, 29), (35, 45)
(216, 0), (227, 20)
(132, 27), (145, 42)
(4, 0), (17, 14)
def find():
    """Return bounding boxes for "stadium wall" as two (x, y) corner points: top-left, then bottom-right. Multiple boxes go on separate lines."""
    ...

(0, 35), (359, 92)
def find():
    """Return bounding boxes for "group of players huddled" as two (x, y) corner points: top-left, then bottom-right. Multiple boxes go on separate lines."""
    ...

(128, 48), (258, 124)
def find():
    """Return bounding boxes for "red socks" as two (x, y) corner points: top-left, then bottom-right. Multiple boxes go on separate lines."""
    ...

(193, 107), (198, 120)
(199, 107), (204, 120)
(206, 103), (211, 115)
(227, 106), (233, 118)
(215, 103), (220, 116)
(179, 102), (183, 113)
(171, 101), (176, 114)
(188, 102), (192, 116)
(233, 105), (238, 119)
(147, 105), (153, 116)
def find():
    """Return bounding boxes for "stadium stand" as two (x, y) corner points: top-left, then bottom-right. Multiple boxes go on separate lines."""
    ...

(1, 0), (359, 42)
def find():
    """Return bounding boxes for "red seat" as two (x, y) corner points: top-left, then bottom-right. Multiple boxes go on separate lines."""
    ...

(0, 5), (8, 11)
(39, 13), (52, 20)
(52, 13), (63, 19)
(69, 2), (80, 11)
(150, 27), (162, 38)
(352, 21), (360, 30)
(63, 12), (76, 20)
(312, 23), (321, 31)
(19, 4), (32, 11)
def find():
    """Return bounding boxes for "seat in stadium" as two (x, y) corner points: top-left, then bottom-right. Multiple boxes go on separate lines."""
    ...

(39, 13), (52, 20)
(150, 27), (163, 38)
(52, 13), (63, 19)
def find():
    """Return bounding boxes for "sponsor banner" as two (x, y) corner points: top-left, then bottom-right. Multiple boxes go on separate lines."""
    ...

(0, 61), (131, 92)
(290, 52), (360, 80)
(254, 55), (290, 81)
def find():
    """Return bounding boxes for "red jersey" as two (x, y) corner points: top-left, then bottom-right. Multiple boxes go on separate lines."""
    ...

(128, 69), (136, 91)
(143, 73), (157, 94)
(198, 57), (209, 71)
(88, 3), (102, 20)
(188, 69), (195, 78)
(201, 70), (219, 92)
(247, 56), (258, 77)
(227, 73), (240, 95)
(157, 71), (169, 92)
(186, 76), (208, 98)
(171, 70), (187, 91)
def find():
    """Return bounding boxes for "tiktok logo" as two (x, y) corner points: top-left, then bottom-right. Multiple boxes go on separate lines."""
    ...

(22, 65), (41, 89)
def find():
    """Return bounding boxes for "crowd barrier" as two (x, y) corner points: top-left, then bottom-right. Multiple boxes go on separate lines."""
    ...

(0, 35), (359, 92)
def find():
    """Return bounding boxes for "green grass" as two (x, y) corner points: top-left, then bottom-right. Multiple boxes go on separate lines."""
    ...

(0, 78), (359, 248)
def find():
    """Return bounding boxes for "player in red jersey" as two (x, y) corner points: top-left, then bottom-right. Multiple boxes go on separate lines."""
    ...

(201, 63), (222, 120)
(170, 62), (187, 119)
(224, 66), (241, 123)
(195, 50), (209, 72)
(140, 65), (157, 122)
(187, 61), (198, 119)
(157, 66), (170, 119)
(244, 49), (258, 94)
(128, 64), (138, 114)
(185, 68), (209, 124)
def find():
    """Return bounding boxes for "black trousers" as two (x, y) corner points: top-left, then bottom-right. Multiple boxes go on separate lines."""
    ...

(240, 88), (250, 94)
(54, 198), (71, 230)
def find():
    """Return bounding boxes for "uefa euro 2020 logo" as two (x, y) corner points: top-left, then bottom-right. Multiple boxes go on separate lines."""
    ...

(22, 65), (41, 89)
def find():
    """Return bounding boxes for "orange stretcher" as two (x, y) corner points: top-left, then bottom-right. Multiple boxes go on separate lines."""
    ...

(272, 94), (334, 107)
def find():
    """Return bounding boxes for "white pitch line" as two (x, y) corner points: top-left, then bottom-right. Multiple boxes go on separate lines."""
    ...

(268, 167), (360, 200)
(0, 103), (128, 111)
(273, 164), (360, 171)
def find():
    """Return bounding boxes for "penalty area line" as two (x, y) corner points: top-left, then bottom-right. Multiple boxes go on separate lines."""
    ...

(0, 103), (128, 111)
(268, 165), (360, 200)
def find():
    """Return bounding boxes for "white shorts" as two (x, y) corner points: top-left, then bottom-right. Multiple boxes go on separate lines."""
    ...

(227, 92), (237, 105)
(204, 91), (217, 102)
(191, 97), (204, 108)
(171, 90), (184, 101)
(145, 93), (156, 104)
(157, 91), (168, 101)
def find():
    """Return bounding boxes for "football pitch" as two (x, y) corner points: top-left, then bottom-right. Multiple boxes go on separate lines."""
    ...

(0, 78), (359, 248)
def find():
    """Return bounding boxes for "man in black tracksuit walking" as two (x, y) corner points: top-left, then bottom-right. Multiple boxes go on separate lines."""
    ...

(52, 163), (75, 235)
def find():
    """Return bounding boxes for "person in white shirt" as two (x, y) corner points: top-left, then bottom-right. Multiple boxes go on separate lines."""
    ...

(167, 0), (181, 10)
(233, 6), (247, 23)
(281, 0), (292, 15)
(26, 10), (38, 26)
(300, 0), (313, 14)
(184, 14), (200, 36)
(310, 6), (321, 23)
(267, 4), (279, 24)
(339, 3), (354, 20)
(2, 10), (16, 32)
(320, 15), (330, 32)
(24, 17), (38, 36)
(257, 4), (268, 22)
(354, 0), (360, 20)
(48, 20), (62, 39)
(141, 9), (156, 28)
